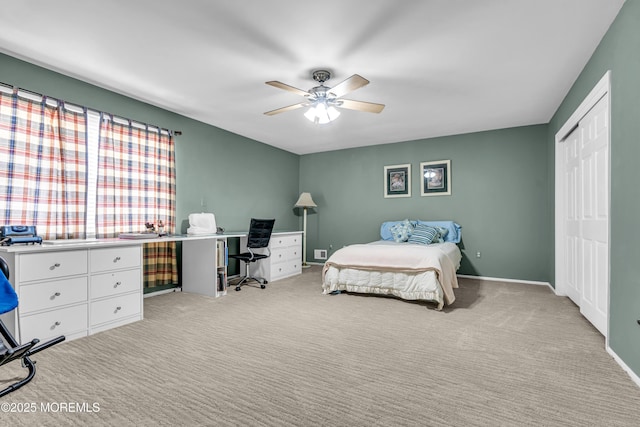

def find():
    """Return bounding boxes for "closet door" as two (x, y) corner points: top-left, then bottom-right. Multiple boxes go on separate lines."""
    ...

(563, 127), (581, 306)
(563, 94), (609, 336)
(577, 94), (609, 335)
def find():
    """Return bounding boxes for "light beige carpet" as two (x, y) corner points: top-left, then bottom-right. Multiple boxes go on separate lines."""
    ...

(2, 266), (639, 426)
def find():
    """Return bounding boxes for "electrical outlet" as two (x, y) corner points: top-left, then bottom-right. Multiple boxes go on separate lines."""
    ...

(314, 249), (327, 260)
(476, 251), (481, 258)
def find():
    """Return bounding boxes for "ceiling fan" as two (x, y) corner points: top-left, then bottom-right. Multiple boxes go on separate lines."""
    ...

(264, 70), (385, 124)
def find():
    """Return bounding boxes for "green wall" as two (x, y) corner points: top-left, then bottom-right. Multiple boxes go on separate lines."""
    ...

(548, 0), (640, 376)
(0, 52), (300, 274)
(299, 125), (550, 282)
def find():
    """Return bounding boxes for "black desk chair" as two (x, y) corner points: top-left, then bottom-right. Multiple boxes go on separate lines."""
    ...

(0, 256), (65, 397)
(229, 218), (275, 291)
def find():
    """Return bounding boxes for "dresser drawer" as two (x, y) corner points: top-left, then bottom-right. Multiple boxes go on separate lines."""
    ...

(19, 250), (87, 282)
(91, 269), (141, 299)
(91, 246), (141, 273)
(20, 304), (88, 343)
(284, 246), (300, 261)
(271, 260), (301, 281)
(272, 246), (300, 263)
(90, 292), (141, 327)
(271, 247), (288, 264)
(19, 277), (88, 314)
(271, 234), (300, 249)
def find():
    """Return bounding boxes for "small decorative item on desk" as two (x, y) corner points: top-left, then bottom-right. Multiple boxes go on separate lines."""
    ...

(157, 220), (166, 236)
(118, 221), (161, 239)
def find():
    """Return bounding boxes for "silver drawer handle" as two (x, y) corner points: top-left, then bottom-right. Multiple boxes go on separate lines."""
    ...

(114, 281), (122, 288)
(113, 256), (121, 263)
(115, 306), (122, 311)
(50, 263), (61, 270)
(54, 321), (61, 326)
(53, 292), (61, 297)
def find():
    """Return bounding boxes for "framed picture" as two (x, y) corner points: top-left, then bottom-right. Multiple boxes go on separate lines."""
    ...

(384, 164), (411, 198)
(420, 160), (451, 196)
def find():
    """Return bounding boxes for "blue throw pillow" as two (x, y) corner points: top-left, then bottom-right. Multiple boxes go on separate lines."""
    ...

(389, 219), (414, 242)
(380, 220), (417, 240)
(433, 226), (449, 243)
(416, 221), (461, 243)
(407, 223), (438, 245)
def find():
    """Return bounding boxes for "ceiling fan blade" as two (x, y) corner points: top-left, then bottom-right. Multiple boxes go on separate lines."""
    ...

(328, 74), (370, 98)
(265, 81), (309, 97)
(338, 99), (385, 114)
(264, 102), (307, 116)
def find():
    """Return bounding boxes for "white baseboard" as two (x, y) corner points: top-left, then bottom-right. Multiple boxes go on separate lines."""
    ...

(143, 288), (179, 298)
(456, 274), (553, 290)
(606, 345), (640, 389)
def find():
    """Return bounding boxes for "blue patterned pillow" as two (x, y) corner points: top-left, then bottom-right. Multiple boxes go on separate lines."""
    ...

(389, 219), (414, 242)
(407, 223), (438, 245)
(433, 226), (449, 243)
(380, 220), (417, 240)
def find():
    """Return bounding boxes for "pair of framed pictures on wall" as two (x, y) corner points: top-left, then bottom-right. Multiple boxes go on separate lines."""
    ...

(383, 160), (451, 198)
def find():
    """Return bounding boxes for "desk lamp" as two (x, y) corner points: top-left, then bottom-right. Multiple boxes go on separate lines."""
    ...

(294, 192), (317, 268)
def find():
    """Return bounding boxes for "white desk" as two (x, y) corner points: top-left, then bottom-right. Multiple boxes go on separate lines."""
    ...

(180, 232), (244, 298)
(0, 231), (301, 344)
(0, 234), (230, 344)
(182, 230), (303, 294)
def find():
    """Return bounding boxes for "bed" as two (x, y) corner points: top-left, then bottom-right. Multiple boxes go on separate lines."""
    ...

(322, 220), (462, 310)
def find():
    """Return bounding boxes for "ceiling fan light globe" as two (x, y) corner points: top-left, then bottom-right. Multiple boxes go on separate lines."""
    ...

(315, 102), (328, 115)
(326, 106), (340, 122)
(304, 101), (340, 125)
(304, 106), (318, 123)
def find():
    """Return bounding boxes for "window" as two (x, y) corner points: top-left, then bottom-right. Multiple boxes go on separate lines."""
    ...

(0, 84), (177, 288)
(0, 88), (87, 239)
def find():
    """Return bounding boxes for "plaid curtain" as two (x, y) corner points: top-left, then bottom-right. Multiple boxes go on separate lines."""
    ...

(0, 90), (87, 239)
(96, 117), (177, 288)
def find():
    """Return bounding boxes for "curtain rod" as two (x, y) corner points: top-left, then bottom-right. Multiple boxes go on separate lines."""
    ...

(0, 81), (182, 137)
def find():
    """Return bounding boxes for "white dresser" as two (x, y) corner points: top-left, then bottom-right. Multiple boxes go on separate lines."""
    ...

(0, 244), (143, 344)
(239, 231), (303, 282)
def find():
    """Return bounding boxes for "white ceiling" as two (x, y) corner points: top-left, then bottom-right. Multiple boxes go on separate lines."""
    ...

(0, 0), (625, 155)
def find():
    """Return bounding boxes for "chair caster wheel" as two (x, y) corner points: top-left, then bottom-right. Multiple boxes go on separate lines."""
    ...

(260, 284), (266, 289)
(235, 287), (241, 291)
(264, 280), (268, 284)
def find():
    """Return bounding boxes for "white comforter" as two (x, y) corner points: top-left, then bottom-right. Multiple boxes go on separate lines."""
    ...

(322, 241), (461, 309)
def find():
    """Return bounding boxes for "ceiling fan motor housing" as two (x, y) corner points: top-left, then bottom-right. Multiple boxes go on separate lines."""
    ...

(312, 70), (331, 83)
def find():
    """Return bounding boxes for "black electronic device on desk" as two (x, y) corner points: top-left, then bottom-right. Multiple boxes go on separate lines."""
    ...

(0, 225), (43, 246)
